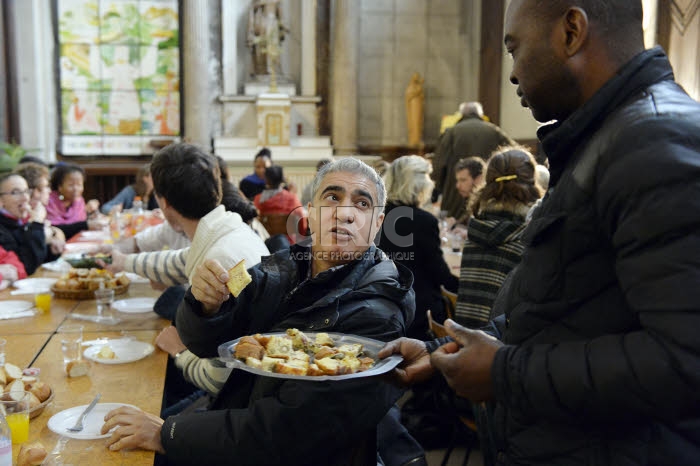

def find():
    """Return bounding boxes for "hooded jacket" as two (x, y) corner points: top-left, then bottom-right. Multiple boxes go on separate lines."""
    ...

(486, 47), (700, 465)
(455, 209), (526, 328)
(168, 243), (415, 465)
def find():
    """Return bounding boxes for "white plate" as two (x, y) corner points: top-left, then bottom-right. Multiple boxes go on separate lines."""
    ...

(63, 242), (100, 254)
(42, 259), (72, 273)
(12, 277), (57, 292)
(83, 340), (155, 364)
(112, 297), (156, 314)
(48, 403), (138, 439)
(218, 332), (403, 382)
(0, 300), (35, 319)
(123, 272), (149, 284)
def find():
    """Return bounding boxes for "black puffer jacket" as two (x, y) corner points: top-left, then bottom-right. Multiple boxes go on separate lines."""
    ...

(168, 244), (415, 465)
(0, 215), (47, 275)
(488, 48), (700, 465)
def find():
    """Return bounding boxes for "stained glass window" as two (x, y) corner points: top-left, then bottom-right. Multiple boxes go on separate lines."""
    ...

(57, 0), (180, 155)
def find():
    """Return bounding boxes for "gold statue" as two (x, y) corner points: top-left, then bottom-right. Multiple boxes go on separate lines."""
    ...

(405, 72), (425, 147)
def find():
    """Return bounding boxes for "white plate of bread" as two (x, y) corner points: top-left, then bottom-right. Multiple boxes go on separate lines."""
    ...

(83, 339), (154, 364)
(218, 329), (403, 381)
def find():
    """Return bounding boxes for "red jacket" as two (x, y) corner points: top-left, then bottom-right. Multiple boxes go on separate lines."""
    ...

(0, 245), (28, 281)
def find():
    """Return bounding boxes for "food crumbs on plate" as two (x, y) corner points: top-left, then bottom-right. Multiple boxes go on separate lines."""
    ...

(97, 346), (117, 360)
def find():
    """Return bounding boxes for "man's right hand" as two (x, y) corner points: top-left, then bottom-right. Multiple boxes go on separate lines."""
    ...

(377, 338), (435, 386)
(191, 258), (230, 314)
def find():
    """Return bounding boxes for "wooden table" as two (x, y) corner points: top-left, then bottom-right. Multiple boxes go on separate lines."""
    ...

(17, 330), (167, 465)
(2, 334), (53, 368)
(1, 262), (172, 465)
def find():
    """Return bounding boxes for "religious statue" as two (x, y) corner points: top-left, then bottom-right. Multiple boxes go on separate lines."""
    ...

(405, 72), (425, 147)
(248, 0), (287, 84)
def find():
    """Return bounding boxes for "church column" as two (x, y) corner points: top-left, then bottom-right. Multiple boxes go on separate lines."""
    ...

(330, 0), (359, 155)
(182, 0), (220, 148)
(301, 0), (317, 96)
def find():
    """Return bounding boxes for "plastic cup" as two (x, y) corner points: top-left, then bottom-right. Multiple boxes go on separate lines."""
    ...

(0, 337), (5, 367)
(94, 288), (115, 319)
(1, 391), (30, 444)
(61, 325), (83, 367)
(35, 291), (52, 313)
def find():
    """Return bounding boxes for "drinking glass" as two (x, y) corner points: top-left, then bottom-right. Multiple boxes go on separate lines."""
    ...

(1, 391), (30, 444)
(61, 324), (83, 367)
(94, 288), (115, 319)
(35, 291), (52, 313)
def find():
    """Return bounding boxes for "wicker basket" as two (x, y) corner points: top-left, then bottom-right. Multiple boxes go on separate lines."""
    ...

(51, 283), (129, 300)
(29, 387), (54, 419)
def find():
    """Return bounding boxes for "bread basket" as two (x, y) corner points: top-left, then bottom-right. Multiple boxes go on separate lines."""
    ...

(51, 283), (129, 300)
(29, 387), (54, 419)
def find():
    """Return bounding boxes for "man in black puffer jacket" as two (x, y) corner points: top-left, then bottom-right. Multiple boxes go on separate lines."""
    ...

(380, 1), (700, 465)
(100, 158), (422, 465)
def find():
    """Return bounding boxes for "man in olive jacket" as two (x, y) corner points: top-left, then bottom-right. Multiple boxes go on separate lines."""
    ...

(432, 102), (514, 219)
(101, 158), (417, 465)
(381, 1), (700, 465)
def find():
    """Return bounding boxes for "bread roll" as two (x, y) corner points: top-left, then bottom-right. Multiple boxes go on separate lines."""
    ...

(66, 360), (90, 377)
(0, 366), (6, 385)
(17, 442), (47, 466)
(4, 362), (23, 381)
(234, 336), (264, 361)
(28, 381), (51, 403)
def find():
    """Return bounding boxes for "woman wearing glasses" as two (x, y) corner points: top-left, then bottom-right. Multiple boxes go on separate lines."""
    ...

(0, 173), (52, 274)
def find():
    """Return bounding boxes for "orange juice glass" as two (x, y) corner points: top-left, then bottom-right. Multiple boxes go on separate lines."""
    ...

(1, 392), (30, 444)
(35, 292), (52, 313)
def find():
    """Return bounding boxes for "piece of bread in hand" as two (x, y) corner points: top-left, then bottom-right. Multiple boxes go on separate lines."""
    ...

(17, 441), (47, 466)
(234, 336), (265, 361)
(226, 260), (252, 297)
(65, 360), (90, 377)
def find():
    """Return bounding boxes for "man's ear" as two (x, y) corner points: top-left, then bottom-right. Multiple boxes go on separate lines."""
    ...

(562, 7), (588, 57)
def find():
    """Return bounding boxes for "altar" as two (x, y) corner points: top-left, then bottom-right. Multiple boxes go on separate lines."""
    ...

(214, 0), (332, 165)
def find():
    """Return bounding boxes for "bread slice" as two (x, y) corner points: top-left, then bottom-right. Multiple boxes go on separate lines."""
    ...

(66, 360), (90, 377)
(275, 358), (308, 376)
(226, 260), (252, 297)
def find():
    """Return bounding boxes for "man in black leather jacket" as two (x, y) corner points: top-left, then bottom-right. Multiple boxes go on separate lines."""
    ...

(380, 1), (700, 465)
(101, 158), (419, 465)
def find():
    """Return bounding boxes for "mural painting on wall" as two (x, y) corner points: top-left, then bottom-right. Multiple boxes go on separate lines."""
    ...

(58, 0), (180, 155)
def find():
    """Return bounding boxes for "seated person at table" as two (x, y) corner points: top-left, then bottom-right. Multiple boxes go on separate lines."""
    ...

(378, 155), (458, 339)
(101, 157), (416, 466)
(452, 156), (486, 227)
(46, 162), (104, 239)
(455, 146), (542, 328)
(254, 165), (307, 245)
(0, 173), (55, 274)
(239, 147), (271, 200)
(101, 163), (159, 214)
(0, 245), (27, 289)
(13, 162), (65, 255)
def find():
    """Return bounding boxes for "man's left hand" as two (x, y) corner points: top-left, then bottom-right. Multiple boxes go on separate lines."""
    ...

(102, 406), (165, 454)
(430, 319), (503, 402)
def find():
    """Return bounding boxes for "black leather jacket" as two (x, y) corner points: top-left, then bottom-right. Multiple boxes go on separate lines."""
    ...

(488, 48), (700, 465)
(167, 244), (415, 465)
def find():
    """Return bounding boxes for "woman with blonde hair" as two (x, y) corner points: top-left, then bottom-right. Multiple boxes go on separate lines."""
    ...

(378, 155), (458, 339)
(456, 146), (543, 328)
